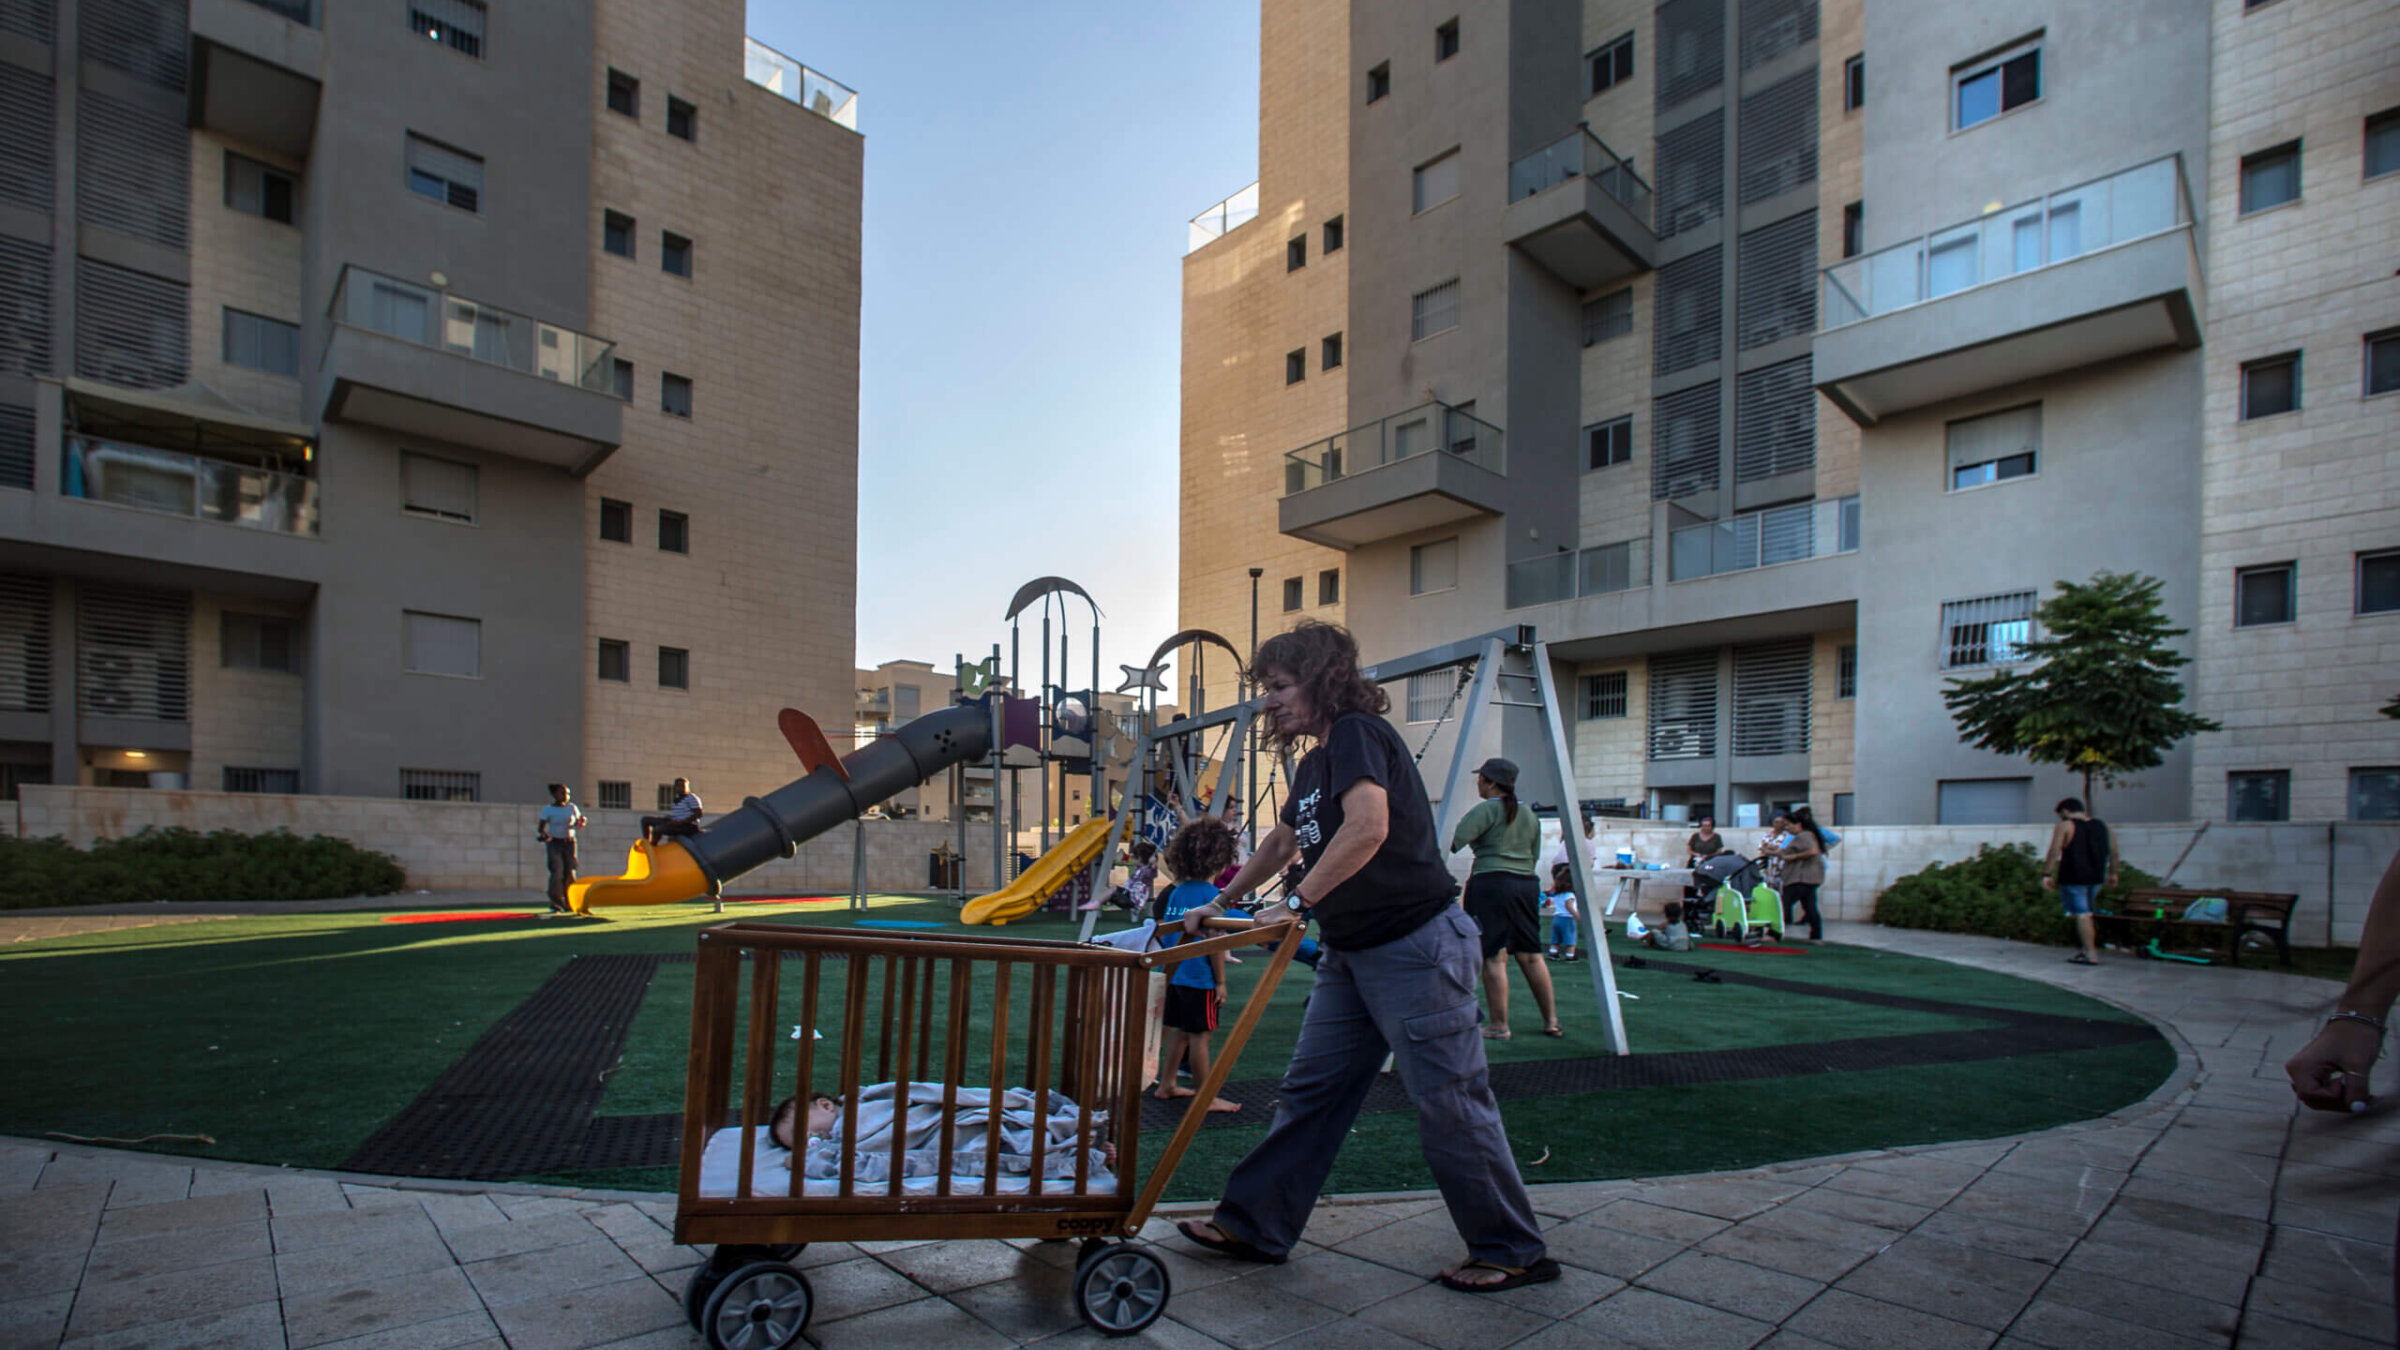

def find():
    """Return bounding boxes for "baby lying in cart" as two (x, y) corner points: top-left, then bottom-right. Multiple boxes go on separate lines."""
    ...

(697, 1082), (1117, 1198)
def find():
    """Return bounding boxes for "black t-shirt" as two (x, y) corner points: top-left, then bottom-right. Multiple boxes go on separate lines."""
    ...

(1281, 712), (1459, 951)
(2059, 817), (2112, 886)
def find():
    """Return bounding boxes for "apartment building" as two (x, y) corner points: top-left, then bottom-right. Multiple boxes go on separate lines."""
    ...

(0, 0), (861, 809)
(1180, 0), (2398, 827)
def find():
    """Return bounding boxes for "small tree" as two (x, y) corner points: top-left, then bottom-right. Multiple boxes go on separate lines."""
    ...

(1943, 572), (2220, 806)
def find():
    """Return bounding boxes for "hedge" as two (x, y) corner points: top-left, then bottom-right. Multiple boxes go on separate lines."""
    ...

(1872, 842), (2159, 945)
(0, 827), (407, 909)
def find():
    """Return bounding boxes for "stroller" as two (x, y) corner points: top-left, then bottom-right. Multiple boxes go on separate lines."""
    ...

(1691, 852), (1782, 942)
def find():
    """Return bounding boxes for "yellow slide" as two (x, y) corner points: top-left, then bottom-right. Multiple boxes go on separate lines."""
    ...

(568, 838), (710, 913)
(961, 818), (1115, 926)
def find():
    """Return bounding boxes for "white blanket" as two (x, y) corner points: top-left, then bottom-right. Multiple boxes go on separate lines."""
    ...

(697, 1083), (1116, 1199)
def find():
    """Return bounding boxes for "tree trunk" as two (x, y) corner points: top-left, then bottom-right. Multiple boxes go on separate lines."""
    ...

(2082, 767), (2095, 810)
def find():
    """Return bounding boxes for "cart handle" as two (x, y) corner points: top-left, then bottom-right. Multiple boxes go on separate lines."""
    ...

(1133, 916), (1292, 970)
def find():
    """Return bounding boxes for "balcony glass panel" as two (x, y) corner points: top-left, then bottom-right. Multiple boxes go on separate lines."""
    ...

(1668, 496), (1859, 581)
(1506, 127), (1655, 229)
(1188, 181), (1261, 253)
(743, 37), (859, 130)
(329, 265), (615, 392)
(63, 438), (319, 537)
(1506, 554), (1576, 608)
(1282, 401), (1506, 497)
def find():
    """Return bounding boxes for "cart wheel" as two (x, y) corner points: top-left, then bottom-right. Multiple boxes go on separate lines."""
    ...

(701, 1261), (812, 1350)
(682, 1262), (727, 1332)
(1073, 1243), (1170, 1337)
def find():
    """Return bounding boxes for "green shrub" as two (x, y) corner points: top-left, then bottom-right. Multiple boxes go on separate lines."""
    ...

(1872, 843), (2158, 945)
(0, 826), (406, 909)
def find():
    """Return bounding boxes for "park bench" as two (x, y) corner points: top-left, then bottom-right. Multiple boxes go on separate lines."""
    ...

(2095, 887), (2298, 968)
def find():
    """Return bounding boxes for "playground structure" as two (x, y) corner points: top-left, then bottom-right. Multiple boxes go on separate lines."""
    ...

(959, 818), (1112, 925)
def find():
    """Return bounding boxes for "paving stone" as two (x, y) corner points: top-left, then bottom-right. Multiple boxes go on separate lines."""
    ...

(2231, 1310), (2388, 1349)
(440, 1212), (605, 1265)
(578, 1203), (666, 1247)
(1042, 1315), (1230, 1349)
(2255, 1229), (2397, 1305)
(2243, 1276), (2394, 1342)
(1239, 1247), (1425, 1315)
(1778, 1187), (1931, 1234)
(2049, 1238), (2245, 1304)
(54, 1299), (285, 1350)
(1293, 1203), (1436, 1248)
(1572, 1286), (1773, 1350)
(1349, 1283), (1552, 1350)
(1780, 1289), (1994, 1350)
(1637, 1251), (1821, 1323)
(262, 1179), (353, 1218)
(63, 1254), (278, 1340)
(1508, 1324), (1644, 1350)
(483, 1275), (687, 1350)
(616, 1236), (706, 1277)
(1694, 1207), (1893, 1281)
(945, 1257), (1082, 1342)
(1620, 1179), (1801, 1223)
(1833, 1236), (2046, 1331)
(1527, 1182), (1641, 1221)
(283, 1267), (484, 1350)
(2034, 1269), (2239, 1343)
(875, 1238), (1049, 1295)
(275, 1221), (459, 1290)
(1159, 1279), (1341, 1350)
(415, 1193), (509, 1234)
(82, 1220), (272, 1283)
(2118, 1174), (2271, 1221)
(794, 1255), (932, 1321)
(491, 1194), (587, 1222)
(1330, 1216), (1474, 1279)
(1908, 1211), (2075, 1265)
(1538, 1221), (1686, 1282)
(2082, 1212), (2263, 1274)
(2004, 1299), (2218, 1350)
(38, 1158), (191, 1209)
(580, 1330), (697, 1350)
(0, 1250), (88, 1303)
(1939, 1188), (2101, 1236)
(1259, 1315), (1437, 1349)
(464, 1239), (647, 1309)
(1842, 1155), (1987, 1190)
(1581, 1200), (1733, 1246)
(0, 1290), (73, 1350)
(1485, 1262), (1625, 1321)
(272, 1199), (441, 1254)
(336, 1187), (418, 1210)
(307, 1310), (506, 1350)
(0, 1184), (108, 1256)
(91, 1191), (266, 1246)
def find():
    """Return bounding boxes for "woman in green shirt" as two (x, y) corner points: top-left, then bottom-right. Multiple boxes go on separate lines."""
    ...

(1450, 758), (1560, 1040)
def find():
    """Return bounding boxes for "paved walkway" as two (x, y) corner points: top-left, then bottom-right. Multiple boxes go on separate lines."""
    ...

(2, 923), (2393, 1349)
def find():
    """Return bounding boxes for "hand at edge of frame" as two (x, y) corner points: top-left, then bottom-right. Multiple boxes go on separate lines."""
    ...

(2286, 1018), (2382, 1114)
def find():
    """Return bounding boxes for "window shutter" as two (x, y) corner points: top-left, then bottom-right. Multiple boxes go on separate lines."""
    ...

(402, 453), (478, 522)
(1946, 405), (2040, 476)
(0, 572), (51, 714)
(1731, 639), (1811, 755)
(78, 583), (187, 721)
(404, 611), (481, 677)
(1647, 650), (1718, 760)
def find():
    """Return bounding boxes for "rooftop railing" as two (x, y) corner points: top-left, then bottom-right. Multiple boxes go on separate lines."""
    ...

(1669, 496), (1858, 582)
(1508, 126), (1655, 229)
(1821, 155), (2190, 330)
(328, 265), (616, 393)
(63, 437), (319, 537)
(1187, 181), (1259, 254)
(744, 36), (859, 130)
(1283, 401), (1505, 496)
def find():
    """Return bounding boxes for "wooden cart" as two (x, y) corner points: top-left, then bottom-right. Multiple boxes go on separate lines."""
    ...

(673, 917), (1299, 1345)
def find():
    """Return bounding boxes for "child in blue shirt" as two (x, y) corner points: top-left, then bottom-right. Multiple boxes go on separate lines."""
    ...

(1153, 816), (1241, 1115)
(1545, 862), (1581, 962)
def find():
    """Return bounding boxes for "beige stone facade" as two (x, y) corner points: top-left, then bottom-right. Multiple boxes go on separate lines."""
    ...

(185, 132), (307, 426)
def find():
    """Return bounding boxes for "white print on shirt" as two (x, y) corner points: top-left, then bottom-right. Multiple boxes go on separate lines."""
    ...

(1292, 788), (1324, 849)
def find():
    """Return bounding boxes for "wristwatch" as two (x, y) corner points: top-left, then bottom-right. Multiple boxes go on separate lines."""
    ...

(1282, 891), (1311, 914)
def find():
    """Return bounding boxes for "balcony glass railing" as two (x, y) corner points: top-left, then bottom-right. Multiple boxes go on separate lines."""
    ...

(1821, 155), (2189, 330)
(241, 0), (314, 23)
(1284, 401), (1505, 496)
(1506, 537), (1653, 609)
(63, 437), (319, 536)
(1669, 496), (1858, 582)
(1187, 181), (1260, 254)
(328, 265), (616, 393)
(744, 37), (859, 130)
(1507, 126), (1655, 229)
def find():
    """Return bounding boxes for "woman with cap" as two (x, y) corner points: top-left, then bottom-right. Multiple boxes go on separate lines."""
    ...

(1450, 758), (1561, 1040)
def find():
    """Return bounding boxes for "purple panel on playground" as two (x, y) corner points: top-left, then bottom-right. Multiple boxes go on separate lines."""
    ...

(1002, 695), (1041, 751)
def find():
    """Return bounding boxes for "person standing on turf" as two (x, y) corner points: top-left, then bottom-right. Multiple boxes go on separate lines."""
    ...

(1170, 621), (1557, 1295)
(536, 783), (586, 915)
(2042, 796), (2117, 965)
(1150, 817), (1241, 1115)
(1452, 759), (1560, 1040)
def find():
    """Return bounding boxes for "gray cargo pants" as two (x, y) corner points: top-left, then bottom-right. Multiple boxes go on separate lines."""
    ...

(544, 838), (577, 911)
(1213, 905), (1547, 1268)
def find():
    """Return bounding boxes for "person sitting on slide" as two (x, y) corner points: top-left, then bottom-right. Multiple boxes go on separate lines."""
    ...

(641, 777), (703, 845)
(765, 1085), (1115, 1183)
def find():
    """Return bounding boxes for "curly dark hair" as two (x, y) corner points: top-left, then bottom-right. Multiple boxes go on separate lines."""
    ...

(1252, 620), (1389, 748)
(1162, 815), (1237, 883)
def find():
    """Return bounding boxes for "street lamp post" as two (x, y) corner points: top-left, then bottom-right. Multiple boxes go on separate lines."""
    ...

(1247, 567), (1262, 845)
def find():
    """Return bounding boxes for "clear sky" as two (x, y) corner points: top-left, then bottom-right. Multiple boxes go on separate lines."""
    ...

(744, 2), (1262, 692)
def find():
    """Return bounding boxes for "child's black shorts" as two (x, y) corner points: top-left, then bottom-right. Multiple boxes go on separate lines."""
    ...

(1163, 984), (1218, 1034)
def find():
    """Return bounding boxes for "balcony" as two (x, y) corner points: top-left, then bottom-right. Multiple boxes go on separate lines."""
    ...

(1503, 127), (1657, 288)
(744, 37), (859, 130)
(1670, 497), (1858, 582)
(1187, 182), (1260, 255)
(1507, 537), (1652, 608)
(321, 266), (624, 472)
(188, 0), (323, 160)
(1814, 155), (2202, 425)
(1278, 403), (1506, 550)
(62, 437), (319, 537)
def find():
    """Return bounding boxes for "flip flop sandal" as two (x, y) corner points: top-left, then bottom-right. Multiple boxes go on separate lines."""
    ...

(1177, 1219), (1287, 1265)
(1437, 1258), (1562, 1294)
(2066, 953), (2097, 965)
(1542, 1025), (1565, 1038)
(1482, 1027), (1513, 1040)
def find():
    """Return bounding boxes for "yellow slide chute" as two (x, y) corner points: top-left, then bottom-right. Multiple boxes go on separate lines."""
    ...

(961, 818), (1115, 926)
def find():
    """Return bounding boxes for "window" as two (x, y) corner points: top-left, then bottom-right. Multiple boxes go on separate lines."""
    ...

(597, 638), (629, 682)
(2235, 563), (2295, 627)
(603, 210), (634, 258)
(1367, 62), (1390, 103)
(224, 153), (294, 224)
(1324, 216), (1344, 252)
(2228, 770), (2290, 822)
(661, 232), (693, 278)
(1937, 778), (2030, 825)
(2354, 768), (2400, 822)
(1318, 568), (1340, 605)
(1582, 671), (1629, 720)
(607, 68), (640, 119)
(2368, 108), (2400, 180)
(1842, 201), (1863, 258)
(1941, 591), (2036, 668)
(668, 96), (697, 143)
(600, 497), (632, 542)
(222, 309), (299, 377)
(2367, 329), (2400, 397)
(1586, 416), (1632, 470)
(2360, 551), (2400, 615)
(1582, 288), (1632, 345)
(1322, 333), (1343, 371)
(1589, 33), (1633, 95)
(659, 509), (689, 553)
(400, 451), (476, 523)
(1411, 280), (1460, 341)
(223, 766), (298, 794)
(405, 135), (481, 212)
(410, 0), (483, 57)
(597, 780), (632, 811)
(1435, 19), (1459, 61)
(662, 373), (692, 418)
(1282, 577), (1303, 612)
(401, 768), (480, 802)
(611, 358), (633, 402)
(2241, 352), (2299, 419)
(1412, 150), (1461, 213)
(1953, 43), (2039, 131)
(1837, 644), (1856, 699)
(1843, 54), (1864, 111)
(1285, 349), (1306, 385)
(222, 612), (298, 673)
(1287, 236), (1306, 271)
(658, 646), (689, 690)
(1832, 792), (1855, 826)
(1947, 404), (2039, 489)
(1410, 537), (1459, 595)
(2240, 142), (2301, 214)
(403, 611), (480, 678)
(1405, 672), (1453, 723)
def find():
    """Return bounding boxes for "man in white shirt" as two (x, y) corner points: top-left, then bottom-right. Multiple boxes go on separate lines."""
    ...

(535, 784), (586, 914)
(642, 777), (704, 845)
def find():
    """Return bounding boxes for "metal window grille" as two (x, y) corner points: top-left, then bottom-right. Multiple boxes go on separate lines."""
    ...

(1580, 541), (1638, 594)
(1837, 644), (1856, 699)
(403, 611), (480, 677)
(1940, 591), (2037, 669)
(597, 780), (632, 810)
(1738, 71), (1817, 204)
(0, 237), (49, 382)
(1582, 288), (1633, 345)
(1405, 672), (1454, 724)
(220, 611), (297, 673)
(409, 0), (484, 56)
(1740, 0), (1817, 70)
(0, 63), (53, 214)
(1587, 416), (1632, 469)
(659, 646), (689, 689)
(1654, 248), (1721, 375)
(81, 0), (186, 90)
(0, 573), (50, 713)
(1583, 670), (1629, 720)
(1734, 358), (1815, 482)
(222, 309), (300, 377)
(2227, 771), (2289, 823)
(1651, 381), (1721, 500)
(1654, 113), (1724, 239)
(1411, 280), (1460, 340)
(1655, 0), (1724, 111)
(1731, 639), (1811, 755)
(223, 766), (299, 794)
(77, 583), (187, 721)
(75, 257), (187, 389)
(401, 452), (477, 523)
(1737, 213), (1815, 350)
(0, 0), (55, 42)
(1647, 650), (1717, 760)
(401, 769), (480, 802)
(78, 86), (189, 249)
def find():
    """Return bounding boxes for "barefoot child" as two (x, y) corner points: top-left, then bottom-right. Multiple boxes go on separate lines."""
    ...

(1153, 816), (1241, 1114)
(1545, 863), (1581, 962)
